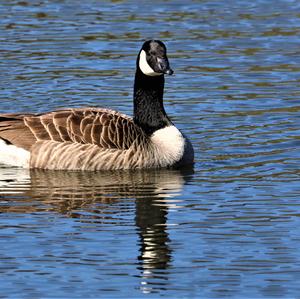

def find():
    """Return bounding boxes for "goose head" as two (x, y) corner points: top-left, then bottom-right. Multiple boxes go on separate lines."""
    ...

(138, 40), (174, 77)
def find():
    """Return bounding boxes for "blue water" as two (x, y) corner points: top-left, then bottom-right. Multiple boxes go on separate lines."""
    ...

(1, 0), (300, 298)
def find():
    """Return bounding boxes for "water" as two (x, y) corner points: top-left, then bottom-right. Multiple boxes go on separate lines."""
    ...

(1, 0), (300, 297)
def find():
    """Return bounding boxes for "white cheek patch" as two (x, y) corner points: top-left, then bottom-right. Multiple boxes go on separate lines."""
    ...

(139, 50), (162, 76)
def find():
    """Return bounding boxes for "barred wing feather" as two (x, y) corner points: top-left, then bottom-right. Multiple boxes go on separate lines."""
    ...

(24, 108), (145, 150)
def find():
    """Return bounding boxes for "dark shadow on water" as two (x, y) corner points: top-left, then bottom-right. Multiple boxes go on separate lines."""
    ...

(135, 194), (172, 292)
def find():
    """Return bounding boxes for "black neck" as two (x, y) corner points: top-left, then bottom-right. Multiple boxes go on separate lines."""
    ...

(133, 68), (171, 135)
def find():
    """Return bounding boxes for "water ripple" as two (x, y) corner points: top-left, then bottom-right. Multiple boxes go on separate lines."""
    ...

(1, 0), (300, 298)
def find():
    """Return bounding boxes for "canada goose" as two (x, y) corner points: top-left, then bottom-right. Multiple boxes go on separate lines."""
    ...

(0, 40), (194, 170)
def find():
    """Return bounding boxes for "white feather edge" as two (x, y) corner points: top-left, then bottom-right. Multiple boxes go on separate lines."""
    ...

(0, 139), (30, 168)
(139, 50), (162, 77)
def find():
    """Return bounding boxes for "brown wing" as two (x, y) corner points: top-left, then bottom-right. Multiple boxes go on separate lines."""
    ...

(0, 113), (36, 150)
(0, 108), (145, 151)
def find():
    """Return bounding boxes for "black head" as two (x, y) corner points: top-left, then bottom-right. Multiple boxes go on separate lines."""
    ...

(138, 40), (174, 76)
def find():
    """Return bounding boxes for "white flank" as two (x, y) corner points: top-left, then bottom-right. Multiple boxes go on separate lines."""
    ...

(0, 139), (30, 168)
(151, 125), (185, 166)
(139, 50), (162, 76)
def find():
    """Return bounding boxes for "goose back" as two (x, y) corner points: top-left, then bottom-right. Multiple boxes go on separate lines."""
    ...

(0, 108), (161, 170)
(23, 108), (142, 149)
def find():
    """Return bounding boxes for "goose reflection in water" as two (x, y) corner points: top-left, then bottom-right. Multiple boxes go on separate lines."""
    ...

(0, 167), (193, 292)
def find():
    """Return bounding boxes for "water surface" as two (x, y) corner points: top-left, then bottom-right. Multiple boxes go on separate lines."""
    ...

(1, 0), (300, 298)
